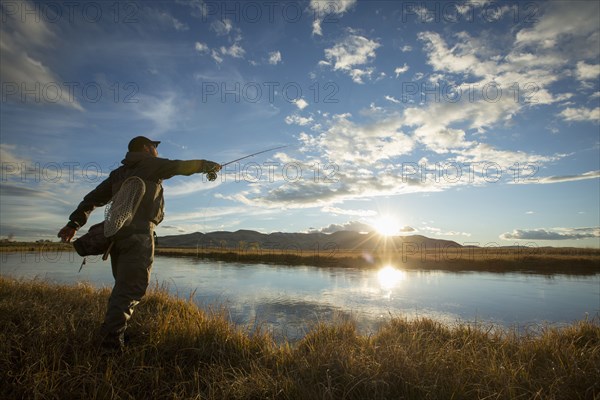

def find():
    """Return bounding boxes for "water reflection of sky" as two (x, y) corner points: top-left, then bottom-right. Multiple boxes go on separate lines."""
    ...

(2, 253), (599, 342)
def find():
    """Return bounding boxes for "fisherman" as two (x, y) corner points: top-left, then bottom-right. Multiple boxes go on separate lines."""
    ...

(57, 136), (221, 351)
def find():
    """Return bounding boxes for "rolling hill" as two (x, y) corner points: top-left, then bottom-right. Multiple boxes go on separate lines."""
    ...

(157, 230), (461, 251)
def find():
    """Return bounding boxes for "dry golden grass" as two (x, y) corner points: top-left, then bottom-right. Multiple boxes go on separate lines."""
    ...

(156, 245), (600, 275)
(1, 277), (599, 399)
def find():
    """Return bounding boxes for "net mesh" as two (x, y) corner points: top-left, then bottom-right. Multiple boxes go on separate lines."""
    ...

(104, 176), (146, 237)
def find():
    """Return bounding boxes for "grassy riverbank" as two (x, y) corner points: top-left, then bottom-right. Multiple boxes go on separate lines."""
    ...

(1, 277), (598, 399)
(157, 245), (600, 275)
(3, 241), (599, 275)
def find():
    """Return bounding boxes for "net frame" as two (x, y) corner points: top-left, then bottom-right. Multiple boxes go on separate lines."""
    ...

(104, 176), (146, 238)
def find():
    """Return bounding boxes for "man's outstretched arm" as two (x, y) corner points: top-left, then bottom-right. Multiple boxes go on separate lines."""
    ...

(151, 158), (221, 180)
(57, 177), (113, 242)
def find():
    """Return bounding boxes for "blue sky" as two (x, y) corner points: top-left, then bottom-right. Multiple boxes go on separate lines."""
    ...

(1, 0), (599, 248)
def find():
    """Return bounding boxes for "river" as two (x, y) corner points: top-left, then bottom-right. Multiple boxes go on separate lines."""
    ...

(1, 252), (599, 341)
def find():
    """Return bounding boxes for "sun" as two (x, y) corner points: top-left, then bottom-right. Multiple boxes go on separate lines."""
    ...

(371, 215), (400, 236)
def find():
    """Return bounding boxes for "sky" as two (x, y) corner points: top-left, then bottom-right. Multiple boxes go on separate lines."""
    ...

(1, 0), (599, 248)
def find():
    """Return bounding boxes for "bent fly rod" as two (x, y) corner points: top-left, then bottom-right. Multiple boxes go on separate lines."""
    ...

(207, 145), (288, 181)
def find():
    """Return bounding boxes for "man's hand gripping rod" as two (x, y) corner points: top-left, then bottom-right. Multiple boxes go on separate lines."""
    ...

(206, 145), (288, 181)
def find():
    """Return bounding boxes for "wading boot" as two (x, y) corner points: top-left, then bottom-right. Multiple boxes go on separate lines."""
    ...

(99, 332), (125, 355)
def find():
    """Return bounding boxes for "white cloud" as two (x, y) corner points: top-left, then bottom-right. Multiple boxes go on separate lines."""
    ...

(216, 152), (450, 210)
(311, 20), (323, 37)
(324, 34), (379, 70)
(401, 13), (599, 157)
(294, 98), (309, 110)
(321, 33), (381, 83)
(210, 19), (233, 36)
(576, 61), (600, 81)
(411, 6), (436, 22)
(400, 102), (484, 153)
(220, 43), (245, 59)
(161, 206), (250, 222)
(300, 113), (415, 165)
(515, 2), (600, 53)
(416, 29), (567, 108)
(321, 207), (377, 217)
(384, 95), (401, 104)
(171, 18), (190, 31)
(268, 51), (282, 65)
(245, 99), (567, 210)
(418, 31), (497, 78)
(309, 0), (357, 36)
(559, 107), (600, 123)
(206, 41), (245, 63)
(309, 220), (416, 233)
(162, 177), (221, 197)
(421, 226), (471, 237)
(394, 64), (409, 77)
(210, 49), (224, 63)
(455, 1), (494, 15)
(454, 143), (561, 166)
(348, 67), (375, 83)
(285, 114), (314, 126)
(522, 170), (600, 185)
(422, 128), (467, 154)
(194, 42), (209, 53)
(198, 18), (246, 63)
(311, 220), (373, 234)
(347, 67), (376, 84)
(500, 227), (600, 241)
(399, 226), (416, 233)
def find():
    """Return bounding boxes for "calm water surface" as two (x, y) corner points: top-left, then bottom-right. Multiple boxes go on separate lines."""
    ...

(1, 252), (599, 341)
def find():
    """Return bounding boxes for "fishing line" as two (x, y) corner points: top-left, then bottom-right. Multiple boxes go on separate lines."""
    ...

(220, 145), (289, 167)
(206, 145), (289, 181)
(201, 144), (290, 249)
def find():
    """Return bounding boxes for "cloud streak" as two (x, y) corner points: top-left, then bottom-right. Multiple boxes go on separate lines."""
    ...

(0, 0), (83, 110)
(559, 107), (600, 123)
(518, 171), (600, 185)
(501, 227), (600, 241)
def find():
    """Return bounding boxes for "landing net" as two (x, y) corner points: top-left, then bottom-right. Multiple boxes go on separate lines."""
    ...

(104, 176), (146, 237)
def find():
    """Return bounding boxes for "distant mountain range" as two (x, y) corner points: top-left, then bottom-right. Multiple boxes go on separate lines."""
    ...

(157, 230), (462, 251)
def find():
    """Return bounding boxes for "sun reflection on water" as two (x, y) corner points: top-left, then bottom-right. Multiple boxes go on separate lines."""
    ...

(377, 265), (406, 291)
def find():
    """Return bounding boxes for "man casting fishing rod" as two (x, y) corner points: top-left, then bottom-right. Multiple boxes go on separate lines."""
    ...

(57, 136), (222, 352)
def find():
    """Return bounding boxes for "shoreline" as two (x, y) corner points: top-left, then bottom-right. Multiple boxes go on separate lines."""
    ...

(155, 246), (600, 275)
(1, 242), (599, 275)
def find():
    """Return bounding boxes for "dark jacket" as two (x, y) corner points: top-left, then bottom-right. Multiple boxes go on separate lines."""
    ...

(68, 152), (213, 230)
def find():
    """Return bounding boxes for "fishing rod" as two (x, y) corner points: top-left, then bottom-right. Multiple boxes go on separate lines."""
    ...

(206, 145), (288, 181)
(221, 145), (288, 167)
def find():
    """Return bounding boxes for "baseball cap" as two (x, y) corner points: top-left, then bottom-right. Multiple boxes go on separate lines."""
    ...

(128, 136), (161, 152)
